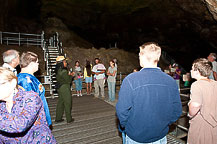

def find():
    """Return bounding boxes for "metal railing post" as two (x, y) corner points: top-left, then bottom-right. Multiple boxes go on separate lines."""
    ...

(41, 31), (44, 48)
(56, 32), (59, 42)
(46, 53), (49, 75)
(44, 42), (47, 61)
(0, 32), (2, 44)
(120, 72), (122, 85)
(18, 33), (20, 46)
(49, 69), (54, 97)
(43, 41), (46, 50)
(53, 35), (56, 47)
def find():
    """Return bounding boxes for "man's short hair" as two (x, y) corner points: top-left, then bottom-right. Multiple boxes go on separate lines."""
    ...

(192, 58), (212, 77)
(94, 58), (100, 64)
(209, 53), (217, 60)
(3, 50), (19, 64)
(20, 51), (38, 68)
(139, 42), (161, 63)
(95, 58), (100, 61)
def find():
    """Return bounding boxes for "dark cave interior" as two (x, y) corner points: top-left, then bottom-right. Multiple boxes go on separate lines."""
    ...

(0, 0), (217, 71)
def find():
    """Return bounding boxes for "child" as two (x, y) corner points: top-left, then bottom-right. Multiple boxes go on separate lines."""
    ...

(74, 61), (83, 96)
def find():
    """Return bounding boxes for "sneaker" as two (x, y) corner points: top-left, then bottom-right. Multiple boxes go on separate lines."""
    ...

(80, 93), (82, 96)
(77, 94), (79, 97)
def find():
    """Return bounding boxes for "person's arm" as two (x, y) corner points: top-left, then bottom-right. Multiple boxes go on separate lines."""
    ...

(170, 84), (182, 124)
(96, 69), (105, 75)
(107, 69), (111, 76)
(188, 102), (201, 117)
(188, 82), (202, 118)
(213, 71), (217, 81)
(116, 78), (132, 128)
(111, 70), (117, 76)
(0, 92), (42, 133)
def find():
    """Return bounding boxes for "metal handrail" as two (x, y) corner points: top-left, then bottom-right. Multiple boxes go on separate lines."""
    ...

(2, 31), (41, 36)
(0, 31), (44, 47)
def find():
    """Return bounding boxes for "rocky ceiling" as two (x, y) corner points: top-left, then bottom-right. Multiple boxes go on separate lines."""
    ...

(0, 0), (217, 70)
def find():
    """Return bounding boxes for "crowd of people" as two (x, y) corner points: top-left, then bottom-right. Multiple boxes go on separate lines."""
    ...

(116, 43), (217, 144)
(0, 50), (56, 143)
(0, 43), (217, 143)
(0, 49), (118, 143)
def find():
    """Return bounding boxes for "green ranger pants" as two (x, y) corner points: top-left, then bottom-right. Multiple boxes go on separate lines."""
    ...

(55, 84), (72, 123)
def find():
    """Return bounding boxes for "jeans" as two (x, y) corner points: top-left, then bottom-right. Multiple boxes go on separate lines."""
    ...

(126, 135), (167, 144)
(107, 81), (116, 101)
(122, 132), (126, 144)
(74, 78), (82, 91)
(175, 79), (180, 89)
(94, 79), (105, 97)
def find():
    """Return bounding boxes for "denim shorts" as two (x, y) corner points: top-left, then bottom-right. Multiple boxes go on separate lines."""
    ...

(85, 77), (92, 83)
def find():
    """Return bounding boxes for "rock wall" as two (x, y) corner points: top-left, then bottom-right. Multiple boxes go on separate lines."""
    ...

(64, 46), (139, 74)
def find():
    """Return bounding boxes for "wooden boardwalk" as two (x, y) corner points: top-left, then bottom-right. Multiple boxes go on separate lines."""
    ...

(48, 93), (186, 144)
(48, 95), (122, 144)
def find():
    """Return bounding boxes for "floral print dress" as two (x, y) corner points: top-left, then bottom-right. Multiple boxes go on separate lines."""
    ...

(0, 89), (56, 144)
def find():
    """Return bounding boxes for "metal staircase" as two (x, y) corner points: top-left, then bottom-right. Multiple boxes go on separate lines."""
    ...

(43, 32), (64, 98)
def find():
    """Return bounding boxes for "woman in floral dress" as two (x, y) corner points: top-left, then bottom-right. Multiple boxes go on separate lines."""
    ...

(0, 67), (56, 143)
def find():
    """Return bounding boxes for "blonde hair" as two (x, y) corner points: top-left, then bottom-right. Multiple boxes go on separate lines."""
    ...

(0, 67), (18, 88)
(139, 42), (161, 63)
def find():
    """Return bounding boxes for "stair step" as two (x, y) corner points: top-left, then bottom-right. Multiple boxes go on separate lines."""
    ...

(48, 46), (58, 49)
(47, 48), (59, 50)
(49, 57), (57, 60)
(48, 50), (59, 52)
(49, 55), (59, 58)
(49, 60), (56, 63)
(48, 63), (57, 66)
(49, 53), (59, 55)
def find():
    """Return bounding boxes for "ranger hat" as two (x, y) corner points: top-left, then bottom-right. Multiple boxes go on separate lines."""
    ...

(56, 56), (67, 62)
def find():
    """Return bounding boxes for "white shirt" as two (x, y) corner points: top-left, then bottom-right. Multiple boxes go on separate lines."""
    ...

(212, 61), (217, 72)
(2, 63), (17, 76)
(92, 63), (106, 80)
(209, 61), (217, 80)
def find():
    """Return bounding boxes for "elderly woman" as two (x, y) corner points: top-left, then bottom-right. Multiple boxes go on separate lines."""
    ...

(0, 67), (56, 143)
(188, 58), (217, 144)
(17, 52), (52, 127)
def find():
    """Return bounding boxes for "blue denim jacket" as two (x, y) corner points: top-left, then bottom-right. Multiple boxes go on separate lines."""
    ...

(116, 68), (182, 143)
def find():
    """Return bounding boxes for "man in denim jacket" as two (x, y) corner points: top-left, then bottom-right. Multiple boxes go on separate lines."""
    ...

(116, 42), (182, 144)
